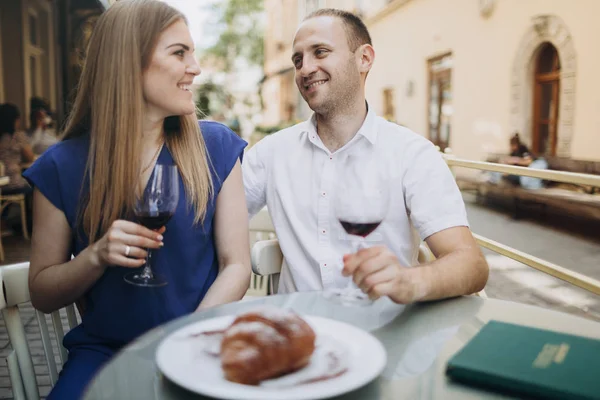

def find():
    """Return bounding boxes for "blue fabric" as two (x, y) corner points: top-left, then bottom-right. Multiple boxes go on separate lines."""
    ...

(520, 158), (548, 190)
(46, 344), (115, 400)
(23, 121), (246, 399)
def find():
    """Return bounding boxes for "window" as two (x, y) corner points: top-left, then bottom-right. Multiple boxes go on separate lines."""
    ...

(275, 1), (283, 40)
(279, 71), (295, 122)
(25, 4), (51, 120)
(427, 53), (453, 151)
(0, 10), (4, 103)
(382, 88), (395, 122)
(29, 55), (39, 96)
(532, 43), (560, 156)
(28, 10), (44, 99)
(29, 14), (39, 46)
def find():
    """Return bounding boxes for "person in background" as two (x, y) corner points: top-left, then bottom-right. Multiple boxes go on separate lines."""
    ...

(23, 1), (251, 398)
(498, 133), (534, 186)
(0, 103), (35, 191)
(27, 105), (58, 154)
(501, 133), (533, 166)
(0, 103), (35, 232)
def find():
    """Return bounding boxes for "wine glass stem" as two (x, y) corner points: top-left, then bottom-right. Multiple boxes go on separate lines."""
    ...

(355, 237), (368, 251)
(140, 249), (154, 279)
(345, 237), (368, 290)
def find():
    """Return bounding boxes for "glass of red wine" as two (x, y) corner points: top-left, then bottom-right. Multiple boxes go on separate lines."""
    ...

(124, 164), (179, 287)
(325, 154), (389, 306)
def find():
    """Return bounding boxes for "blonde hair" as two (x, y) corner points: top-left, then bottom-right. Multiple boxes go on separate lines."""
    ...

(63, 0), (213, 242)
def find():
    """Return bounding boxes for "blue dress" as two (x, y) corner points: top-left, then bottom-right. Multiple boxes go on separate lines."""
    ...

(23, 121), (247, 399)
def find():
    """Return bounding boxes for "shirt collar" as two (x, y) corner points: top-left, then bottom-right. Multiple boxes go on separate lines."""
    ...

(303, 101), (378, 145)
(356, 102), (378, 144)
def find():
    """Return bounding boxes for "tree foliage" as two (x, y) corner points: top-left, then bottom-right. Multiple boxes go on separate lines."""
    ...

(202, 0), (264, 72)
(195, 80), (227, 117)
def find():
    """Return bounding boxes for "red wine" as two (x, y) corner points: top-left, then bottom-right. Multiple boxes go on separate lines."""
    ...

(136, 212), (174, 230)
(339, 220), (381, 237)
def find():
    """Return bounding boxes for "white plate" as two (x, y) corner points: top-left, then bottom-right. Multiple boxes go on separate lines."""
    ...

(155, 314), (387, 400)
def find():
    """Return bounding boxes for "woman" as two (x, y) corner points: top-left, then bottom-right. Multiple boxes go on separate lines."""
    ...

(23, 1), (251, 398)
(0, 104), (35, 193)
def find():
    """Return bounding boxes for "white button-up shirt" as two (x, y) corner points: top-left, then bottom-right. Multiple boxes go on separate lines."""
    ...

(243, 107), (469, 293)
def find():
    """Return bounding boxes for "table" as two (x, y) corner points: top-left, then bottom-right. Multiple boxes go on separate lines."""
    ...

(83, 293), (600, 399)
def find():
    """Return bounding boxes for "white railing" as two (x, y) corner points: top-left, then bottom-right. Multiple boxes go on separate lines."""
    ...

(442, 150), (600, 296)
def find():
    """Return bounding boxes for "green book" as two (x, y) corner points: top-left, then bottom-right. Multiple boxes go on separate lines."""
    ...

(446, 320), (600, 400)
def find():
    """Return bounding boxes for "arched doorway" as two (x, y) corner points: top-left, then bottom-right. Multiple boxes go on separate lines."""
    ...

(510, 15), (575, 158)
(532, 43), (560, 156)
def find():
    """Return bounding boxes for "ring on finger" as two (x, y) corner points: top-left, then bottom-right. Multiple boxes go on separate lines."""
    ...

(124, 245), (131, 257)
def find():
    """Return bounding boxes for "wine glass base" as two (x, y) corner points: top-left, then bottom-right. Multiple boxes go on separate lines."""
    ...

(124, 272), (168, 287)
(323, 288), (374, 307)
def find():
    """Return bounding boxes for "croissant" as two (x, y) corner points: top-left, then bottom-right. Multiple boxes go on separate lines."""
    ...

(220, 308), (316, 385)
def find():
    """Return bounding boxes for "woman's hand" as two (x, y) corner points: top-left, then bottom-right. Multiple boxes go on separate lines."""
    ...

(90, 220), (165, 269)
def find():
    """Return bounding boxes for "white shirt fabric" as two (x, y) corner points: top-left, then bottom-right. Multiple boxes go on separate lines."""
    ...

(243, 107), (469, 293)
(28, 128), (58, 154)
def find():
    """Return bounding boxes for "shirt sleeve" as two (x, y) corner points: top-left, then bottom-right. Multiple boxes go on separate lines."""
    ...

(242, 136), (270, 218)
(402, 139), (469, 241)
(201, 121), (247, 190)
(219, 127), (247, 184)
(22, 146), (65, 213)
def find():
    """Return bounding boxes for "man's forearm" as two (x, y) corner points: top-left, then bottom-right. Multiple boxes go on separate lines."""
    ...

(412, 248), (489, 302)
(196, 263), (251, 311)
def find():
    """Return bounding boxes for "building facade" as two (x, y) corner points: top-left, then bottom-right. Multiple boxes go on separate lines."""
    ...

(0, 0), (107, 128)
(261, 0), (600, 162)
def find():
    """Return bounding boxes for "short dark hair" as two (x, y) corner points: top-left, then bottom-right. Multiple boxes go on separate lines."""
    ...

(305, 8), (372, 52)
(510, 132), (521, 146)
(0, 103), (21, 135)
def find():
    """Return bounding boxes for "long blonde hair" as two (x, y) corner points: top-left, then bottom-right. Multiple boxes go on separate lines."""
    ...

(63, 0), (213, 242)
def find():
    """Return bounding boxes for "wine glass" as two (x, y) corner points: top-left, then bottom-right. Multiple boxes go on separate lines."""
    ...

(324, 154), (389, 306)
(124, 164), (179, 287)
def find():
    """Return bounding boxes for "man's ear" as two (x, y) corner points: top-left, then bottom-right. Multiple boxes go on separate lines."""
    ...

(357, 44), (375, 74)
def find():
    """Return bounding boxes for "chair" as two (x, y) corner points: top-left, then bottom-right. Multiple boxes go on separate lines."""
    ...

(0, 262), (79, 400)
(251, 239), (283, 295)
(0, 162), (29, 262)
(246, 208), (277, 297)
(251, 239), (487, 297)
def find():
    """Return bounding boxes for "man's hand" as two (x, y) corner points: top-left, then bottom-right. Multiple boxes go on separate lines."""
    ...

(342, 246), (425, 304)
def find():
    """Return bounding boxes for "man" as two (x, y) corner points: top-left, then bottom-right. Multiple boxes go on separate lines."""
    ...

(243, 9), (488, 304)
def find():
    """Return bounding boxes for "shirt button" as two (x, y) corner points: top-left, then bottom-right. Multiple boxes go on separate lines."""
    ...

(321, 192), (326, 197)
(322, 229), (326, 234)
(329, 156), (333, 160)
